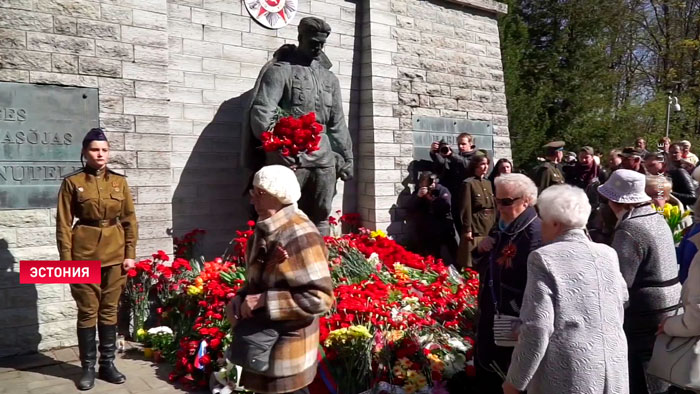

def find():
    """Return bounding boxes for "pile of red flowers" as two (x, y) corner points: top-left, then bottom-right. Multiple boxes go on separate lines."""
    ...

(261, 112), (323, 157)
(168, 257), (245, 388)
(131, 220), (479, 392)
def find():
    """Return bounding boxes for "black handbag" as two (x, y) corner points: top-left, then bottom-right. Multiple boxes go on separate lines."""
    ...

(227, 317), (280, 373)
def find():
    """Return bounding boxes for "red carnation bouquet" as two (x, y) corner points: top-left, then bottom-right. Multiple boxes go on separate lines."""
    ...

(260, 111), (323, 157)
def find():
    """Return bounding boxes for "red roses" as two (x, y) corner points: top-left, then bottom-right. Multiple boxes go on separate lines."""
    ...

(261, 112), (323, 157)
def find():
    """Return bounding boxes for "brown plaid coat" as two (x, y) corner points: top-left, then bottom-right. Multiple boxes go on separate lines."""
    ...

(239, 205), (334, 393)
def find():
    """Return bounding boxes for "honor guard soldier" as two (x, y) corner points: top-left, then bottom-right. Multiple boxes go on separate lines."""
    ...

(56, 128), (138, 391)
(534, 141), (566, 193)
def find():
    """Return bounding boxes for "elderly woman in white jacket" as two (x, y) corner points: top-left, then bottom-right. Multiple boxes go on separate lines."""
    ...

(503, 185), (629, 394)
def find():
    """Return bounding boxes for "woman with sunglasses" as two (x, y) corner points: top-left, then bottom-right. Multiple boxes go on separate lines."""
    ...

(472, 173), (542, 394)
(457, 152), (496, 268)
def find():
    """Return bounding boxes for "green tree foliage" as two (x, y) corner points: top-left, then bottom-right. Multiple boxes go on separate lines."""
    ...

(500, 0), (700, 168)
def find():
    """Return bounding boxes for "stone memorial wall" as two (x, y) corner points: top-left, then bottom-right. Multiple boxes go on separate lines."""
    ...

(0, 0), (508, 355)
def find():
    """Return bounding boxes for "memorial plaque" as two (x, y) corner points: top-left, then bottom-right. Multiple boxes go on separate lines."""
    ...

(412, 116), (493, 160)
(0, 82), (99, 210)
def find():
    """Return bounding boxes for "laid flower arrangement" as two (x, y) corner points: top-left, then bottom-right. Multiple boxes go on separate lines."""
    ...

(128, 216), (479, 393)
(654, 203), (692, 244)
(261, 110), (323, 157)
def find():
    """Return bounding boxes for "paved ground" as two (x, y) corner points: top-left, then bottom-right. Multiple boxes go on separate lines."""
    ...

(0, 344), (206, 394)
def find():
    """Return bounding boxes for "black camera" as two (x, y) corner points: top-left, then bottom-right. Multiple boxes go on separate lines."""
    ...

(438, 140), (451, 155)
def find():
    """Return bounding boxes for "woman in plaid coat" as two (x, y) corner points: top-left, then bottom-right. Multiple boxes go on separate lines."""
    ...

(228, 165), (335, 394)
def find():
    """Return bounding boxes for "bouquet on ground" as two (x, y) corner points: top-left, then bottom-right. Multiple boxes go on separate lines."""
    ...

(261, 110), (323, 157)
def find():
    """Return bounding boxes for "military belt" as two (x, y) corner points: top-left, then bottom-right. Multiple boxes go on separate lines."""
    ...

(78, 218), (119, 228)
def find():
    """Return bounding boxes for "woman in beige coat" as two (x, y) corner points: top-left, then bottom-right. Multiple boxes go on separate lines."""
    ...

(660, 231), (700, 337)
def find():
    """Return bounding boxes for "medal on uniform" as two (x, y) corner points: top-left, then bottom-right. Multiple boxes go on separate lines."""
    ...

(78, 187), (84, 192)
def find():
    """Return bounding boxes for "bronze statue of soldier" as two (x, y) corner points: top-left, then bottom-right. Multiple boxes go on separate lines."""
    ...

(243, 17), (354, 236)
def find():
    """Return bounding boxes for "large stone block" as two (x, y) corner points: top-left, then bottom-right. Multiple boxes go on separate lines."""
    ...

(135, 81), (168, 99)
(27, 32), (95, 56)
(192, 7), (221, 26)
(241, 33), (285, 51)
(99, 94), (124, 113)
(138, 220), (173, 238)
(182, 39), (223, 57)
(78, 56), (121, 77)
(99, 77), (134, 96)
(51, 53), (77, 73)
(0, 27), (26, 49)
(124, 133), (171, 152)
(203, 26), (242, 46)
(133, 203), (172, 222)
(0, 49), (51, 71)
(77, 20), (120, 40)
(223, 44), (268, 63)
(0, 210), (50, 228)
(101, 3), (133, 24)
(11, 245), (59, 261)
(221, 13), (250, 32)
(133, 9), (168, 31)
(202, 58), (240, 75)
(137, 152), (171, 169)
(184, 72), (214, 89)
(121, 26), (168, 47)
(0, 8), (53, 32)
(100, 114), (135, 132)
(95, 40), (134, 61)
(35, 0), (100, 18)
(54, 16), (78, 37)
(134, 45), (169, 66)
(170, 86), (203, 104)
(168, 20), (203, 40)
(134, 115), (169, 134)
(0, 68), (29, 82)
(123, 97), (169, 116)
(137, 237), (173, 257)
(170, 54), (202, 72)
(168, 3), (191, 21)
(123, 62), (168, 82)
(16, 227), (56, 248)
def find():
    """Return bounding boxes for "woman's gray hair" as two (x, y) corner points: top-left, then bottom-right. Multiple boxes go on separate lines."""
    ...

(495, 173), (538, 204)
(537, 184), (591, 229)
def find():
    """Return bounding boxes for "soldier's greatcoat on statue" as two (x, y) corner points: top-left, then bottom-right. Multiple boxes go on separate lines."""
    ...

(242, 17), (353, 235)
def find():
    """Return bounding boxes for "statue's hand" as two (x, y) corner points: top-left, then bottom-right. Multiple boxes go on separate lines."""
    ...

(338, 159), (354, 181)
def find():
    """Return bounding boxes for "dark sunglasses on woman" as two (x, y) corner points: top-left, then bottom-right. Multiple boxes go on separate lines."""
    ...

(496, 196), (522, 206)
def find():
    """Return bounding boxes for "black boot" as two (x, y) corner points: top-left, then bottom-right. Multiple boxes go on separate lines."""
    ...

(76, 327), (97, 390)
(97, 325), (126, 384)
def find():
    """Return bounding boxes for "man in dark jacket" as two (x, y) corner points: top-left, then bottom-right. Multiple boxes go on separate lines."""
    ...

(430, 133), (476, 232)
(668, 143), (697, 207)
(409, 173), (458, 265)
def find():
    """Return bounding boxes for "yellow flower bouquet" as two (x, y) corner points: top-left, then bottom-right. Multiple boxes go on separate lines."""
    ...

(654, 203), (692, 244)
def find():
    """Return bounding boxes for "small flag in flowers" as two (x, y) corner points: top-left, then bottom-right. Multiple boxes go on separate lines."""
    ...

(194, 340), (208, 370)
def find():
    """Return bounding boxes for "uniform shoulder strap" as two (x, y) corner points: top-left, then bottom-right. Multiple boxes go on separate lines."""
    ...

(106, 168), (126, 177)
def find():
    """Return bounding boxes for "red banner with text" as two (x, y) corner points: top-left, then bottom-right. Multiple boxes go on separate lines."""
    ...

(20, 261), (101, 284)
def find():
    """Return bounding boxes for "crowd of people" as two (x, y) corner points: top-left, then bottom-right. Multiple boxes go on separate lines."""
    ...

(410, 134), (700, 393)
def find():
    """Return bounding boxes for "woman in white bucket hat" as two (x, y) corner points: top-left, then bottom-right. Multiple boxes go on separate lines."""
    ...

(598, 169), (682, 394)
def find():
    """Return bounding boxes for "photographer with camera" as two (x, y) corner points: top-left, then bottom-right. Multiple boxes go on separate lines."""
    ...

(429, 132), (476, 233)
(409, 172), (458, 265)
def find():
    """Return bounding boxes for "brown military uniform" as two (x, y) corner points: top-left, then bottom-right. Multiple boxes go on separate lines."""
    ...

(457, 177), (496, 268)
(56, 166), (138, 328)
(534, 161), (565, 193)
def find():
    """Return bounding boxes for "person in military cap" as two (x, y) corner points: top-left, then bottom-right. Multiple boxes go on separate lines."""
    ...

(245, 17), (353, 236)
(619, 146), (645, 174)
(56, 128), (138, 390)
(533, 141), (566, 193)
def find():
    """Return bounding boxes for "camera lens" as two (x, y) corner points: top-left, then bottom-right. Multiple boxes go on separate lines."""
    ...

(439, 146), (450, 154)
